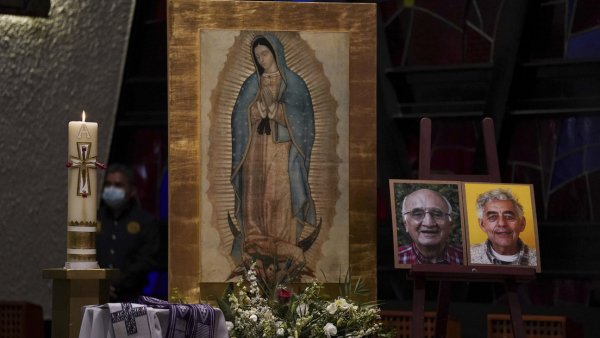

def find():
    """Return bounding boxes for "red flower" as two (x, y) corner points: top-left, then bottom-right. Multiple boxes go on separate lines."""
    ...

(277, 288), (292, 304)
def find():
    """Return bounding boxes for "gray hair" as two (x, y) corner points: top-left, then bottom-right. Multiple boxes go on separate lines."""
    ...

(476, 188), (524, 220)
(402, 189), (453, 216)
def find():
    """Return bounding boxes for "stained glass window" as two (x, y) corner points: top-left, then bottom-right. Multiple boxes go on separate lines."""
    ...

(381, 0), (503, 66)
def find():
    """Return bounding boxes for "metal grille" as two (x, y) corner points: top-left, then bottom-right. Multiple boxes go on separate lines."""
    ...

(488, 314), (569, 338)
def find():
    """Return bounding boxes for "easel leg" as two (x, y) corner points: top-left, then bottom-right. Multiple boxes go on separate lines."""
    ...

(505, 279), (526, 338)
(434, 280), (451, 338)
(412, 275), (426, 338)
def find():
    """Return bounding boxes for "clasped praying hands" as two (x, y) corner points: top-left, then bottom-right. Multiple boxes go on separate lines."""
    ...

(257, 86), (277, 119)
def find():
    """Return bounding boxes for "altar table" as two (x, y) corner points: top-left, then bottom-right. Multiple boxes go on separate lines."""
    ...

(79, 304), (229, 338)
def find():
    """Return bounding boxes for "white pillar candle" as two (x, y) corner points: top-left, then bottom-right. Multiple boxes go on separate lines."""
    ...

(65, 111), (100, 269)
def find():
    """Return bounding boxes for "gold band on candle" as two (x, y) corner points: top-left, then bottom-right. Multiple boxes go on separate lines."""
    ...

(66, 254), (96, 262)
(68, 220), (98, 227)
(67, 231), (96, 249)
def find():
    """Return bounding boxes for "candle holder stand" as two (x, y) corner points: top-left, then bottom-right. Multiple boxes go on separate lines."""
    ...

(42, 268), (119, 338)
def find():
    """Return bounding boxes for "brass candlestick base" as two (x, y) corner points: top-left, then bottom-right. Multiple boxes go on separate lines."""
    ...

(43, 268), (119, 338)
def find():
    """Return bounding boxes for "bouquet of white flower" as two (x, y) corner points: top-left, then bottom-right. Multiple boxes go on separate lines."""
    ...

(216, 261), (395, 338)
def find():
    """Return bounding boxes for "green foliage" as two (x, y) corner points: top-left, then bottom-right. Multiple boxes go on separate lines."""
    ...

(254, 257), (308, 305)
(215, 262), (396, 338)
(321, 268), (372, 305)
(170, 287), (189, 304)
(393, 183), (462, 246)
(217, 282), (236, 322)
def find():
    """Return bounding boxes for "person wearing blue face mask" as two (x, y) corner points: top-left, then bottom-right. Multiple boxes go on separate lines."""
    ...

(96, 163), (160, 302)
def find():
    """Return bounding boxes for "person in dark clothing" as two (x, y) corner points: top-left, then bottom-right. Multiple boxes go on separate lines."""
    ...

(96, 164), (160, 302)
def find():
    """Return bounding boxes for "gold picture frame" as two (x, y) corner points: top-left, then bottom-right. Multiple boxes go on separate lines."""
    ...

(168, 0), (377, 302)
(389, 179), (466, 269)
(462, 182), (541, 272)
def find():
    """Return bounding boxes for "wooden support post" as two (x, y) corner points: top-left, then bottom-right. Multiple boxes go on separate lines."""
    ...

(412, 275), (426, 338)
(434, 281), (451, 338)
(505, 279), (526, 338)
(43, 268), (118, 338)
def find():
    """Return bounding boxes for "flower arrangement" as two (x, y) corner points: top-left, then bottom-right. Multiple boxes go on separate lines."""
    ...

(216, 260), (395, 338)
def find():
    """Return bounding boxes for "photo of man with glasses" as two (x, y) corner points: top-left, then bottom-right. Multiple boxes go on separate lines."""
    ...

(397, 188), (463, 265)
(470, 188), (537, 266)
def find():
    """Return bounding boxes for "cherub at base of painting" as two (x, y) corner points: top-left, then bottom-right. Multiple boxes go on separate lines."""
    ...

(226, 211), (322, 282)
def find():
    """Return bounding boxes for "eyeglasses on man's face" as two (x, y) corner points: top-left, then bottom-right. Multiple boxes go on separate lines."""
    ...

(403, 208), (450, 221)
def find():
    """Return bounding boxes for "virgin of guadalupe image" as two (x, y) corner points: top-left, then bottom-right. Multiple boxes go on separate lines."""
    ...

(228, 34), (322, 278)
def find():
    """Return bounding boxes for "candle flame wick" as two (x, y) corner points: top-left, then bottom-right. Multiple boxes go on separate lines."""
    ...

(82, 111), (86, 123)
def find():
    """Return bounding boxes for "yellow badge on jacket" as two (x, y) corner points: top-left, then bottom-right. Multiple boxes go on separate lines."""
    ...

(127, 221), (141, 234)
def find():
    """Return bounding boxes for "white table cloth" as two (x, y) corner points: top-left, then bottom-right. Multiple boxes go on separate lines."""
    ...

(79, 304), (229, 338)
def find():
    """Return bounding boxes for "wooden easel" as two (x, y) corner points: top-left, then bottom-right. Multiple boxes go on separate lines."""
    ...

(410, 117), (536, 338)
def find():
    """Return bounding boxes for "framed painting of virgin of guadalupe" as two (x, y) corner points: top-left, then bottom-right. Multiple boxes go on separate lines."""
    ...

(168, 0), (377, 302)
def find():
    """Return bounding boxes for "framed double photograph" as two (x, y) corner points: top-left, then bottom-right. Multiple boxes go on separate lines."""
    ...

(389, 180), (541, 272)
(389, 180), (466, 269)
(463, 183), (541, 272)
